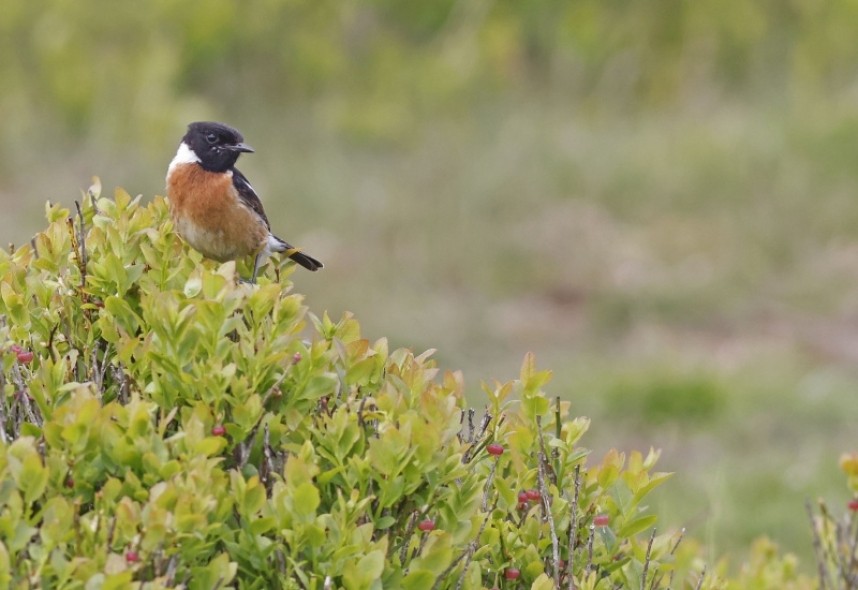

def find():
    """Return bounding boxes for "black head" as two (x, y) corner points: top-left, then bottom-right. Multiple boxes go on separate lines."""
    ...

(182, 121), (254, 172)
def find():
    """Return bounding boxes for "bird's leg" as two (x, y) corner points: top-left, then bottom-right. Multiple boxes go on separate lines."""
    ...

(250, 252), (264, 283)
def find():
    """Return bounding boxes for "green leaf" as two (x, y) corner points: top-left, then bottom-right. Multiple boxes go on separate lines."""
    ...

(375, 515), (396, 530)
(531, 574), (555, 590)
(401, 570), (435, 590)
(407, 533), (452, 576)
(292, 482), (320, 519)
(618, 514), (658, 538)
(343, 550), (385, 590)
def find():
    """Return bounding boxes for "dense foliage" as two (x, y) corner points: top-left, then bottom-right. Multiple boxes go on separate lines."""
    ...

(0, 184), (711, 588)
(1, 184), (855, 588)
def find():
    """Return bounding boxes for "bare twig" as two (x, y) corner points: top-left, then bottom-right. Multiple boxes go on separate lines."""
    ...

(274, 548), (287, 575)
(165, 555), (179, 584)
(553, 396), (562, 467)
(693, 566), (706, 590)
(431, 551), (468, 590)
(454, 509), (493, 590)
(537, 416), (561, 587)
(585, 524), (595, 577)
(481, 459), (499, 512)
(848, 508), (858, 587)
(477, 411), (492, 439)
(234, 369), (294, 469)
(260, 423), (276, 489)
(566, 465), (582, 590)
(75, 200), (88, 290)
(106, 517), (117, 553)
(462, 410), (493, 464)
(399, 511), (420, 564)
(10, 363), (41, 427)
(657, 527), (686, 589)
(458, 408), (476, 444)
(807, 498), (831, 590)
(357, 396), (369, 429)
(0, 363), (8, 444)
(669, 527), (685, 555)
(92, 342), (113, 399)
(640, 528), (656, 590)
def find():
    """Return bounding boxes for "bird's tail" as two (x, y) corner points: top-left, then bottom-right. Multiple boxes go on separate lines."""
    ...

(270, 236), (323, 271)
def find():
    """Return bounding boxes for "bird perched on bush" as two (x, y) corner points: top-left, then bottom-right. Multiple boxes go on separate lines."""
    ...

(166, 121), (322, 282)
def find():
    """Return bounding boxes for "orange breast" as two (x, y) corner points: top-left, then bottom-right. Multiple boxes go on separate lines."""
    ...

(167, 164), (268, 262)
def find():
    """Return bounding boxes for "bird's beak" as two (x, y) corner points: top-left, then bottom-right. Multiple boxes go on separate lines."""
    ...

(229, 143), (255, 153)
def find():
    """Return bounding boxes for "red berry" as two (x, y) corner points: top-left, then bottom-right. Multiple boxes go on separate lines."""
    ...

(292, 352), (302, 364)
(526, 489), (540, 502)
(417, 519), (435, 532)
(593, 514), (610, 527)
(16, 351), (34, 364)
(486, 443), (504, 456)
(848, 499), (858, 511)
(65, 476), (74, 488)
(504, 567), (521, 580)
(9, 344), (22, 354)
(518, 491), (529, 503)
(125, 551), (139, 563)
(211, 425), (226, 437)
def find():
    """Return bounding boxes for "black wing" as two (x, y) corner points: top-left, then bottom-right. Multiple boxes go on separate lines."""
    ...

(231, 167), (271, 229)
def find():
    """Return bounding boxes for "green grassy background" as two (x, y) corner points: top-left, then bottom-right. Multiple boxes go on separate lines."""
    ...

(3, 0), (858, 568)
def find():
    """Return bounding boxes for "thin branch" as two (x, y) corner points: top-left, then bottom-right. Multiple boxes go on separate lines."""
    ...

(566, 465), (582, 590)
(260, 423), (276, 490)
(585, 524), (595, 577)
(669, 527), (685, 555)
(640, 528), (656, 590)
(537, 416), (561, 587)
(806, 499), (830, 590)
(693, 566), (706, 590)
(462, 410), (493, 464)
(235, 369), (292, 469)
(10, 363), (41, 427)
(0, 362), (8, 444)
(662, 527), (686, 589)
(432, 551), (469, 590)
(399, 511), (420, 564)
(477, 411), (492, 439)
(454, 509), (493, 590)
(165, 555), (179, 585)
(481, 459), (499, 512)
(75, 200), (89, 290)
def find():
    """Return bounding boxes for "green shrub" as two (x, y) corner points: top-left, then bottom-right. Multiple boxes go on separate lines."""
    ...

(0, 182), (704, 589)
(800, 454), (858, 590)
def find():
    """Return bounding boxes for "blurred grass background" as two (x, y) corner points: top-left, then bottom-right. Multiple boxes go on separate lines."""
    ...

(3, 0), (858, 569)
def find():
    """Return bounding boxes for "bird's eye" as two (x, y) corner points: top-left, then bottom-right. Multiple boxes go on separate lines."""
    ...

(205, 133), (218, 144)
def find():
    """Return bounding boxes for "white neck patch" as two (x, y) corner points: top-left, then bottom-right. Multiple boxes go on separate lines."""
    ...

(167, 142), (201, 178)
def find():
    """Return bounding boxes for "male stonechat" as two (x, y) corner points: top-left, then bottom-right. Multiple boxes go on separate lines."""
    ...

(166, 121), (322, 281)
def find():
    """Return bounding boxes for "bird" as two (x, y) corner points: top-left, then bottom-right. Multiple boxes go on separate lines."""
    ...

(165, 121), (322, 282)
